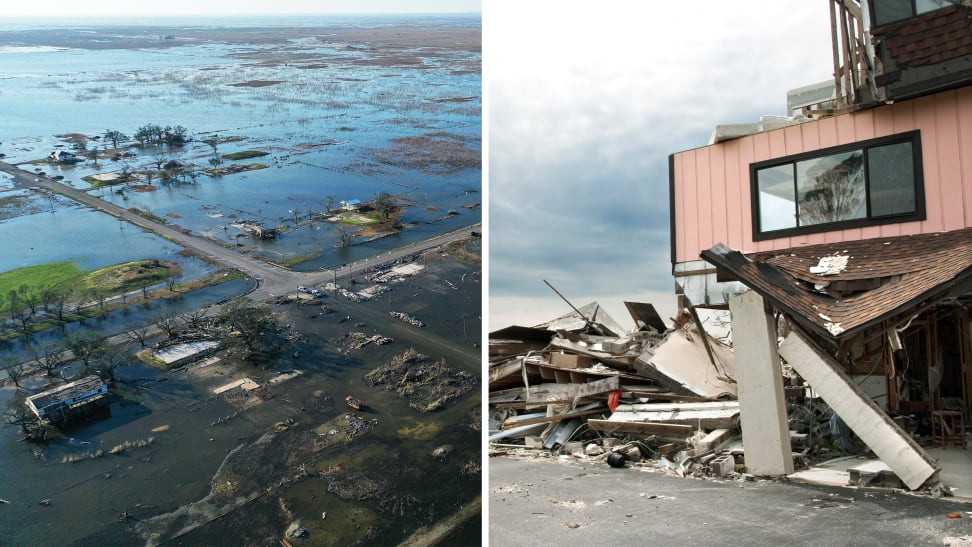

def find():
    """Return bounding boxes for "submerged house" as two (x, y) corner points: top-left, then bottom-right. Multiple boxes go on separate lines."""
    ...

(25, 375), (108, 423)
(670, 0), (971, 487)
(47, 150), (79, 163)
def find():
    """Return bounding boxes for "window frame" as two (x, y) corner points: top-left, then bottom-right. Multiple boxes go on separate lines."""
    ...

(869, 0), (952, 28)
(750, 130), (925, 241)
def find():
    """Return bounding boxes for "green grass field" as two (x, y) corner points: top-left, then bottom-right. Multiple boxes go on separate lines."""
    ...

(0, 262), (85, 310)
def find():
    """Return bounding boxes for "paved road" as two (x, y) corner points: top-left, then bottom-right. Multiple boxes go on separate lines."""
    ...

(0, 160), (478, 301)
(489, 456), (972, 546)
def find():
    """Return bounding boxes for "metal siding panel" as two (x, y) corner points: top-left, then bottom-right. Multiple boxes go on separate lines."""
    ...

(696, 147), (714, 255)
(934, 91), (966, 231)
(959, 86), (972, 228)
(914, 95), (944, 232)
(709, 144), (729, 251)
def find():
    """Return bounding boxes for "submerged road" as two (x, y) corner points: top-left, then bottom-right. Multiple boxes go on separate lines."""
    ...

(0, 161), (479, 302)
(0, 160), (481, 377)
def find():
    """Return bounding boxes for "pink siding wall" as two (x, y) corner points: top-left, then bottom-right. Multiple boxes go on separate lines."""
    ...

(672, 88), (972, 263)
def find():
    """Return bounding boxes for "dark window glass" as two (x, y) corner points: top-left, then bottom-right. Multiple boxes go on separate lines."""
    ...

(752, 131), (922, 239)
(873, 0), (951, 26)
(867, 141), (916, 216)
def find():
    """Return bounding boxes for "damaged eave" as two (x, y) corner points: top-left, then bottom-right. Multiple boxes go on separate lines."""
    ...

(701, 233), (972, 345)
(701, 243), (840, 346)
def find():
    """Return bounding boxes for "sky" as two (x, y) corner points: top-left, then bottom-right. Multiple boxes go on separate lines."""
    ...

(486, 1), (836, 331)
(0, 0), (479, 17)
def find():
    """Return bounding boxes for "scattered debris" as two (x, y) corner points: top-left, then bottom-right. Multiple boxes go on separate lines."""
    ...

(364, 348), (476, 412)
(390, 311), (424, 327)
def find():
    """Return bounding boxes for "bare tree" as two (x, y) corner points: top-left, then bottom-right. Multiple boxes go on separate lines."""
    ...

(373, 191), (395, 220)
(3, 358), (26, 388)
(165, 275), (179, 292)
(32, 343), (62, 377)
(65, 331), (108, 374)
(337, 225), (354, 248)
(154, 311), (181, 339)
(103, 130), (128, 149)
(183, 309), (208, 331)
(126, 322), (152, 348)
(94, 345), (132, 382)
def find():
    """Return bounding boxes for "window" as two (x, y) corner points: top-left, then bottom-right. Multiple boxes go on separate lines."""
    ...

(751, 131), (923, 240)
(871, 0), (952, 27)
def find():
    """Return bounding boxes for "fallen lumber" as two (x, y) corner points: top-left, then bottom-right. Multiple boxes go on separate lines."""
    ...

(501, 406), (606, 429)
(523, 376), (620, 406)
(608, 401), (740, 429)
(588, 419), (693, 438)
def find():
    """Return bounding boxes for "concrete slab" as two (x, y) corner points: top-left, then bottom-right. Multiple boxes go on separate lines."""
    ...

(154, 340), (220, 365)
(928, 445), (972, 501)
(779, 329), (939, 490)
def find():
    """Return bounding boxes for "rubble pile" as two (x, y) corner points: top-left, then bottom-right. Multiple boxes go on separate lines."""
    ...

(364, 348), (476, 412)
(488, 301), (863, 482)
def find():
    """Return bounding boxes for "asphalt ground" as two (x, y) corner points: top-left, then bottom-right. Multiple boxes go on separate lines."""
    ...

(489, 455), (972, 546)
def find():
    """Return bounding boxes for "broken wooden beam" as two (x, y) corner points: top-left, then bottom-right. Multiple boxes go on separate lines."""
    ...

(523, 375), (620, 406)
(588, 419), (693, 438)
(501, 406), (606, 429)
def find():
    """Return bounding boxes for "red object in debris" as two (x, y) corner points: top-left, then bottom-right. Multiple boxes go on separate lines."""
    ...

(607, 390), (621, 412)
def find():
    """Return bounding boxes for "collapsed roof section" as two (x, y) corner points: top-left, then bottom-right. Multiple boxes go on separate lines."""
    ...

(701, 228), (972, 343)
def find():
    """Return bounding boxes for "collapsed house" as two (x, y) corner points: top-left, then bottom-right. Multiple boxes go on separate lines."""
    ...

(489, 303), (746, 474)
(491, 0), (971, 493)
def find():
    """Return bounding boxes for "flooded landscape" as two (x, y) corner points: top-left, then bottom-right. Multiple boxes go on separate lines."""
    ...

(0, 14), (481, 545)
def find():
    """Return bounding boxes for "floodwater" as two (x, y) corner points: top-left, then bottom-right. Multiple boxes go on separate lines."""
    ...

(0, 15), (481, 545)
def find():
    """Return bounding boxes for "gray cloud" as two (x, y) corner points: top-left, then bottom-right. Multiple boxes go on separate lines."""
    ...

(488, 1), (835, 330)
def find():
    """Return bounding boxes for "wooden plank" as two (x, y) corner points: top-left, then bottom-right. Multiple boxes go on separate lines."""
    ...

(524, 376), (620, 405)
(489, 360), (521, 385)
(588, 419), (693, 438)
(626, 391), (719, 403)
(617, 401), (739, 413)
(501, 407), (606, 429)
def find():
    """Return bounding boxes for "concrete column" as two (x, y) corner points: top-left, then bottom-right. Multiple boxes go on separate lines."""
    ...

(728, 291), (793, 475)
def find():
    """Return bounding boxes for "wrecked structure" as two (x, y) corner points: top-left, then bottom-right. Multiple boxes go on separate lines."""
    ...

(26, 375), (108, 423)
(491, 0), (970, 495)
(668, 1), (971, 488)
(489, 302), (746, 475)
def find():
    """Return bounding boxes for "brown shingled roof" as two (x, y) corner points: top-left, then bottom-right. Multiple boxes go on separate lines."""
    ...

(873, 5), (972, 67)
(701, 228), (972, 341)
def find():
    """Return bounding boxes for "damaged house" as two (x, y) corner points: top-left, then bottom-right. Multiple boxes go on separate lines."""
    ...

(670, 0), (971, 489)
(490, 0), (969, 495)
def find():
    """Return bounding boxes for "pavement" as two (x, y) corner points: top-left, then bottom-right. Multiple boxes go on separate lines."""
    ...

(489, 455), (972, 546)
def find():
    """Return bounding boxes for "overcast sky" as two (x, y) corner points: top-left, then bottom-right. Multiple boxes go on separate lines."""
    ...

(486, 1), (835, 331)
(0, 0), (479, 17)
